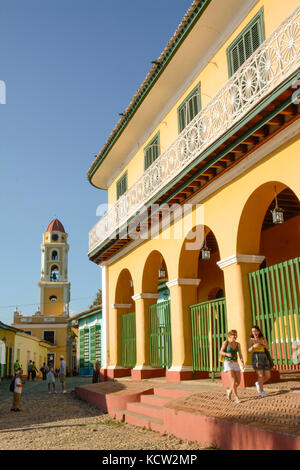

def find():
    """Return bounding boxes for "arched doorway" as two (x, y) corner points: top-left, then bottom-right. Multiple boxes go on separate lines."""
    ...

(178, 226), (227, 378)
(238, 182), (300, 369)
(114, 269), (136, 371)
(142, 251), (171, 369)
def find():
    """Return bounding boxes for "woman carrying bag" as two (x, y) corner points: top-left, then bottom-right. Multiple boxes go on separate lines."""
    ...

(220, 329), (245, 403)
(248, 325), (272, 398)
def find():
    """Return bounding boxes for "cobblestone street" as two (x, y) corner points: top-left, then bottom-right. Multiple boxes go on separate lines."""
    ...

(0, 377), (206, 450)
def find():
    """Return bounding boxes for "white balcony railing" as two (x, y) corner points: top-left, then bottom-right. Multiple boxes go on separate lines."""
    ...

(89, 5), (300, 254)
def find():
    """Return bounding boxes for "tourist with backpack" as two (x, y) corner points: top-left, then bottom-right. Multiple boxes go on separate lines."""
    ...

(220, 329), (245, 403)
(10, 369), (24, 412)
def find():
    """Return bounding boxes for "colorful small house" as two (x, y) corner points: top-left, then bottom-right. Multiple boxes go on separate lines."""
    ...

(69, 305), (102, 375)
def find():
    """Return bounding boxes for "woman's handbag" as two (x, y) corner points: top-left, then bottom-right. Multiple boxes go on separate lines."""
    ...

(264, 348), (274, 368)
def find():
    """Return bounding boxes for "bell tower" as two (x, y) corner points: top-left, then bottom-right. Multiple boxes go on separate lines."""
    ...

(38, 219), (71, 317)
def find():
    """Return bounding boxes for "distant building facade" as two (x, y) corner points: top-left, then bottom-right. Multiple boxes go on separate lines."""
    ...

(69, 306), (102, 376)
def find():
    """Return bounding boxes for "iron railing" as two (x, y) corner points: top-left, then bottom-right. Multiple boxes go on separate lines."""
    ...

(121, 312), (136, 368)
(89, 6), (300, 253)
(190, 298), (227, 377)
(249, 256), (300, 367)
(149, 300), (172, 368)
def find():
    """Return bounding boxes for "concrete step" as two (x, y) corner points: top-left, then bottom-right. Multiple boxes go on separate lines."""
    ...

(124, 410), (165, 433)
(141, 393), (174, 407)
(127, 402), (163, 420)
(153, 387), (190, 399)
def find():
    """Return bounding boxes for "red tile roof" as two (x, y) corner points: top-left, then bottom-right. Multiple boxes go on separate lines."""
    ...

(46, 219), (65, 233)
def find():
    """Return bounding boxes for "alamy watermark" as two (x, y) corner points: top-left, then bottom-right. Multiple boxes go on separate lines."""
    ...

(0, 80), (6, 104)
(96, 202), (206, 250)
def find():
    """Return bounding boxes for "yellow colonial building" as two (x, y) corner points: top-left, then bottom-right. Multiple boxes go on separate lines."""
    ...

(13, 219), (71, 371)
(87, 0), (300, 384)
(0, 321), (49, 378)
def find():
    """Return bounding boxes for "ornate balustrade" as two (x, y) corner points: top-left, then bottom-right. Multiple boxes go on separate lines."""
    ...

(89, 6), (300, 254)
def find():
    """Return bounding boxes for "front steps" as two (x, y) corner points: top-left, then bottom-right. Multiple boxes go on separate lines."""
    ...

(114, 387), (190, 433)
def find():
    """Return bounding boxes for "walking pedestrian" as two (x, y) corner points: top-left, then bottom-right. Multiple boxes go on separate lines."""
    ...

(92, 360), (101, 383)
(27, 360), (32, 381)
(220, 329), (245, 403)
(31, 361), (38, 381)
(46, 362), (56, 393)
(14, 359), (20, 374)
(11, 369), (24, 412)
(59, 355), (66, 393)
(248, 325), (271, 398)
(40, 363), (47, 380)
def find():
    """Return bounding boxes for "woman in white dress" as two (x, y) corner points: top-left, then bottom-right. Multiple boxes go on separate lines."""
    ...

(46, 362), (56, 393)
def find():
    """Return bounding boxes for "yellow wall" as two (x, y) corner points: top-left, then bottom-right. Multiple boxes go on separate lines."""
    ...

(15, 326), (67, 370)
(14, 333), (48, 376)
(44, 287), (64, 315)
(107, 0), (299, 206)
(0, 328), (15, 376)
(106, 132), (300, 366)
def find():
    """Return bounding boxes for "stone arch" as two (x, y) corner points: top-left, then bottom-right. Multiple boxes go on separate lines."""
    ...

(142, 250), (169, 294)
(237, 181), (300, 265)
(178, 225), (225, 302)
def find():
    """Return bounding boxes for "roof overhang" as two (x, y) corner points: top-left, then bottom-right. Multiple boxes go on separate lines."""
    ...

(89, 0), (258, 189)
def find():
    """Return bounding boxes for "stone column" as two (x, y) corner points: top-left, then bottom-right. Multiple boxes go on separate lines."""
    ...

(131, 293), (166, 381)
(166, 278), (204, 383)
(107, 303), (133, 380)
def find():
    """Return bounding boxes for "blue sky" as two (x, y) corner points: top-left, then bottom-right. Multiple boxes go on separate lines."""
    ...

(0, 0), (192, 323)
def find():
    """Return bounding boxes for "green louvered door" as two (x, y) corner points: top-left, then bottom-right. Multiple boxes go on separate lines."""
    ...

(90, 326), (96, 370)
(190, 298), (227, 376)
(79, 330), (85, 369)
(249, 256), (300, 367)
(122, 313), (136, 368)
(149, 301), (172, 368)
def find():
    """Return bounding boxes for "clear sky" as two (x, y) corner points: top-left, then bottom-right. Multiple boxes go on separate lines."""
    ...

(0, 0), (192, 323)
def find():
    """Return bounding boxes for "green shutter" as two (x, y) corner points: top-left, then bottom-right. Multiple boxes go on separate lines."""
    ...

(116, 172), (127, 200)
(144, 133), (160, 170)
(79, 330), (85, 369)
(227, 8), (265, 77)
(177, 84), (201, 133)
(90, 326), (96, 365)
(95, 324), (101, 364)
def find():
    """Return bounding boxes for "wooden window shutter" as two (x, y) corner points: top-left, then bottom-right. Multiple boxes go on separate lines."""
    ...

(116, 172), (127, 200)
(227, 8), (265, 77)
(144, 133), (160, 170)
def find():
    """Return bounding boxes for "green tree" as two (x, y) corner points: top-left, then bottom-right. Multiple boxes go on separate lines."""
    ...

(89, 288), (102, 309)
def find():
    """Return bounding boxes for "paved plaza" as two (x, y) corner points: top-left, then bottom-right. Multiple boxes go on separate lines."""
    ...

(0, 376), (207, 450)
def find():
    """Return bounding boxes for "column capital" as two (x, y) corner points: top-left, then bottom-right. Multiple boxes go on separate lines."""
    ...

(111, 303), (132, 309)
(132, 293), (160, 301)
(166, 278), (201, 288)
(217, 254), (265, 270)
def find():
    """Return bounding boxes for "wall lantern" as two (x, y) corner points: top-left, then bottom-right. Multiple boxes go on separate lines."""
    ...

(158, 268), (166, 279)
(201, 236), (211, 260)
(271, 187), (284, 224)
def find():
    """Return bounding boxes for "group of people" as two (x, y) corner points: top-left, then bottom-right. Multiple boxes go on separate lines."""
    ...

(220, 325), (273, 403)
(10, 355), (67, 412)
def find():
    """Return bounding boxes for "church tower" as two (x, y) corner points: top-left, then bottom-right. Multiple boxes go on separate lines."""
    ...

(13, 218), (72, 370)
(38, 219), (70, 317)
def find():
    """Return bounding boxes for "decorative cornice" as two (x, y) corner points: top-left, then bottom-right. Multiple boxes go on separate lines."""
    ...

(132, 293), (160, 301)
(111, 303), (132, 309)
(166, 278), (201, 288)
(217, 254), (265, 269)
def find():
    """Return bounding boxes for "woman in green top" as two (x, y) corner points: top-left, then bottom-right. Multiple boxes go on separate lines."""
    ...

(220, 329), (244, 403)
